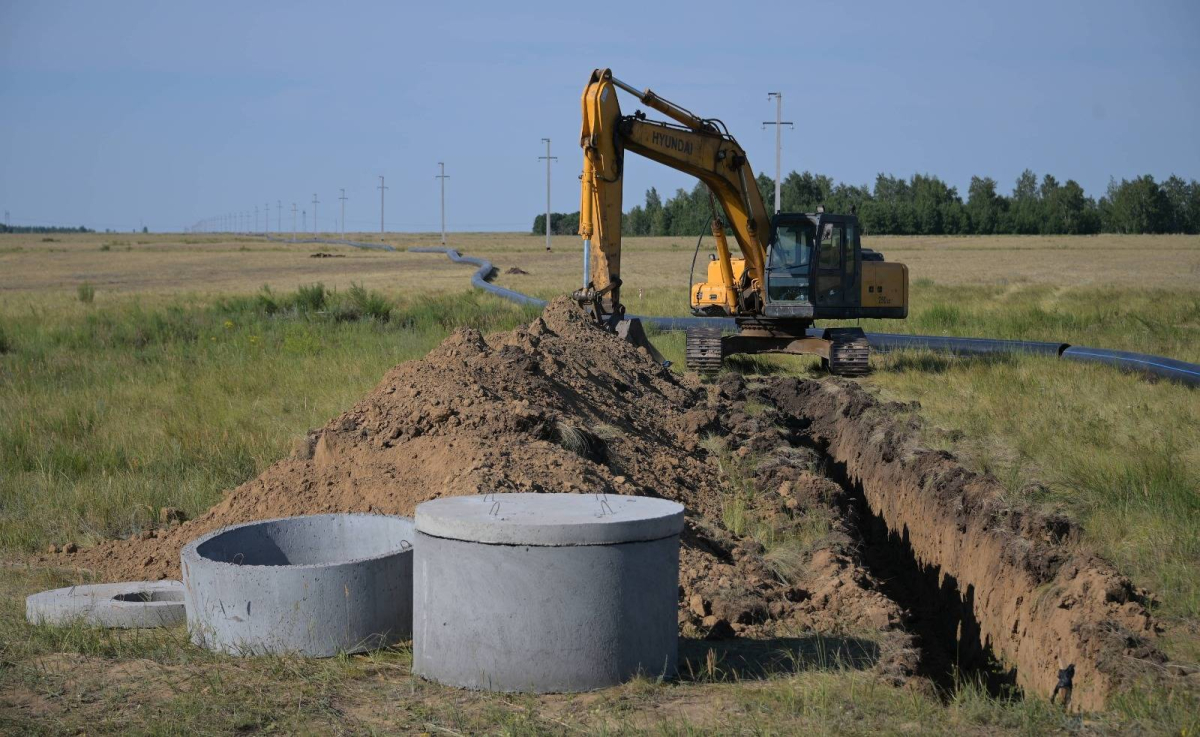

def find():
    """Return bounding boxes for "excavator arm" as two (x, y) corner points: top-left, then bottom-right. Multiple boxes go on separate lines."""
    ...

(578, 68), (771, 317)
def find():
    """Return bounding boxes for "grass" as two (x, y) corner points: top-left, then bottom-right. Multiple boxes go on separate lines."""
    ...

(2, 562), (1193, 734)
(0, 286), (538, 552)
(1, 232), (1198, 732)
(700, 434), (834, 586)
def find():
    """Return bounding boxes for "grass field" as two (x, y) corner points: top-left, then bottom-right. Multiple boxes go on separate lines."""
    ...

(1, 231), (1198, 733)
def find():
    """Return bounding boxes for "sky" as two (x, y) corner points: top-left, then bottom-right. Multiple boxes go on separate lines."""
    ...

(1, 0), (1198, 233)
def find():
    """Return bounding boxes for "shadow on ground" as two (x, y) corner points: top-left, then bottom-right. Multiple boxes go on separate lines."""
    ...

(677, 635), (879, 682)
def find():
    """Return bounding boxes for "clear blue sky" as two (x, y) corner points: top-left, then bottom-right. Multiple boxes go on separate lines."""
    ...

(1, 0), (1197, 233)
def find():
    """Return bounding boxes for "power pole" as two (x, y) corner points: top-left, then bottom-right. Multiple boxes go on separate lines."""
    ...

(277, 200), (282, 232)
(436, 162), (449, 245)
(255, 205), (259, 233)
(339, 188), (348, 238)
(539, 138), (558, 251)
(378, 175), (388, 234)
(311, 193), (319, 234)
(291, 203), (298, 242)
(264, 202), (270, 234)
(302, 209), (307, 234)
(763, 92), (793, 214)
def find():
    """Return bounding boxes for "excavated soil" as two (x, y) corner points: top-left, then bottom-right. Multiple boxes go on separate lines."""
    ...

(60, 298), (1173, 707)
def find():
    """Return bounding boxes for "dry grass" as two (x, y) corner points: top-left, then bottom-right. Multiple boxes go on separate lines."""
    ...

(4, 232), (1198, 305)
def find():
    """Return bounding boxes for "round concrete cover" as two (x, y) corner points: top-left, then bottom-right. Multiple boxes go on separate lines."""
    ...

(415, 493), (685, 546)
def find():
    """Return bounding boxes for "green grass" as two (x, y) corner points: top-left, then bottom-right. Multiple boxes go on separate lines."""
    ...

(700, 434), (834, 586)
(0, 287), (538, 552)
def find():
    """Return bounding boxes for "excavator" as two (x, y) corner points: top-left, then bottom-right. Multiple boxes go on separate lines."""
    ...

(575, 68), (908, 375)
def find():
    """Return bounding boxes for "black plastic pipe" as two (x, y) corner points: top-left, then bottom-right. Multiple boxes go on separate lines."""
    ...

(292, 242), (1200, 388)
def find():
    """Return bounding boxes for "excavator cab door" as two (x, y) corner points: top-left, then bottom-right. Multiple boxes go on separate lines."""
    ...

(813, 216), (860, 308)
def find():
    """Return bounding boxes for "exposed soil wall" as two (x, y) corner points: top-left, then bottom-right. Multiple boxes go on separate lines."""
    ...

(765, 377), (1166, 710)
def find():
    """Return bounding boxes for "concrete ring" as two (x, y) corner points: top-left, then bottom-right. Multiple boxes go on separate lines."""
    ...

(26, 580), (186, 629)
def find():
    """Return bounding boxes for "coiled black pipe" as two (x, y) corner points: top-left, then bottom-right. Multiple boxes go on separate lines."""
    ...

(299, 242), (1200, 388)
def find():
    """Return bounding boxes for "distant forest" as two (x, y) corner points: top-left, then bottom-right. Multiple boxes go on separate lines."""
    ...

(0, 224), (94, 234)
(533, 170), (1200, 237)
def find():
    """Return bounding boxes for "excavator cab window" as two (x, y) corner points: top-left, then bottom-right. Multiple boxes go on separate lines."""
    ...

(766, 220), (815, 303)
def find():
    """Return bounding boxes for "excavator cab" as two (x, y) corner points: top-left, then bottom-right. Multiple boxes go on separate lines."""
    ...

(763, 212), (863, 318)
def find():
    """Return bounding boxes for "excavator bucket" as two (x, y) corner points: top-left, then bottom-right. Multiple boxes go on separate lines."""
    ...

(617, 318), (670, 367)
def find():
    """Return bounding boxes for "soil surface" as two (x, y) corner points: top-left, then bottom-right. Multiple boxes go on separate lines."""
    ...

(60, 298), (1173, 706)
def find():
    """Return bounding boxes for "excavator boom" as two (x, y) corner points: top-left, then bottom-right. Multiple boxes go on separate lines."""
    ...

(579, 68), (770, 315)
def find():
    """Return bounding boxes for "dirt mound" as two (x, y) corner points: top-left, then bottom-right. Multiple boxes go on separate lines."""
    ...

(70, 298), (882, 640)
(504, 267), (529, 275)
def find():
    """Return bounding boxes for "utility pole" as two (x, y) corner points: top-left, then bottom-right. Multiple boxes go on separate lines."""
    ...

(763, 92), (793, 214)
(539, 138), (557, 251)
(302, 209), (307, 234)
(436, 162), (449, 245)
(291, 203), (298, 242)
(264, 202), (270, 234)
(311, 193), (319, 234)
(339, 188), (348, 239)
(255, 205), (259, 233)
(277, 200), (282, 232)
(378, 175), (388, 234)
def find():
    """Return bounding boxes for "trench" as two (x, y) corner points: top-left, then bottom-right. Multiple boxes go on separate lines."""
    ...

(828, 456), (1019, 697)
(779, 420), (1021, 698)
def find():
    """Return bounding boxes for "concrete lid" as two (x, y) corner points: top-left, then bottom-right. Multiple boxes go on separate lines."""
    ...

(415, 493), (685, 546)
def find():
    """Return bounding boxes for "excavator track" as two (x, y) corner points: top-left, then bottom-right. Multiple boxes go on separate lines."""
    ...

(824, 328), (871, 377)
(685, 327), (724, 376)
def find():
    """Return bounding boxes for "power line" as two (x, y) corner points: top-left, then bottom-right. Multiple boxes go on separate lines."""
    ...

(436, 162), (450, 245)
(277, 200), (282, 232)
(763, 92), (794, 214)
(539, 138), (558, 252)
(311, 193), (319, 234)
(291, 202), (298, 242)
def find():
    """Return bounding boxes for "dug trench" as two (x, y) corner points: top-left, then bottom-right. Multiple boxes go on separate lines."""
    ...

(56, 298), (1174, 710)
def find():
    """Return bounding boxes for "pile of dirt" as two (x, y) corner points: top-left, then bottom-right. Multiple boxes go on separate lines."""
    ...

(504, 267), (529, 275)
(68, 298), (891, 642)
(309, 252), (345, 258)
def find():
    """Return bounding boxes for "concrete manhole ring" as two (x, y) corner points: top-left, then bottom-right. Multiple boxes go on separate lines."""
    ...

(26, 580), (186, 628)
(182, 513), (415, 657)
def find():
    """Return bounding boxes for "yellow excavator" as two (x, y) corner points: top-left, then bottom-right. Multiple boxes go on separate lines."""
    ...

(576, 68), (908, 375)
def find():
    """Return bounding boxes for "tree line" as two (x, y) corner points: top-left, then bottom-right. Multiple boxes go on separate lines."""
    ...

(0, 224), (94, 234)
(533, 170), (1200, 236)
